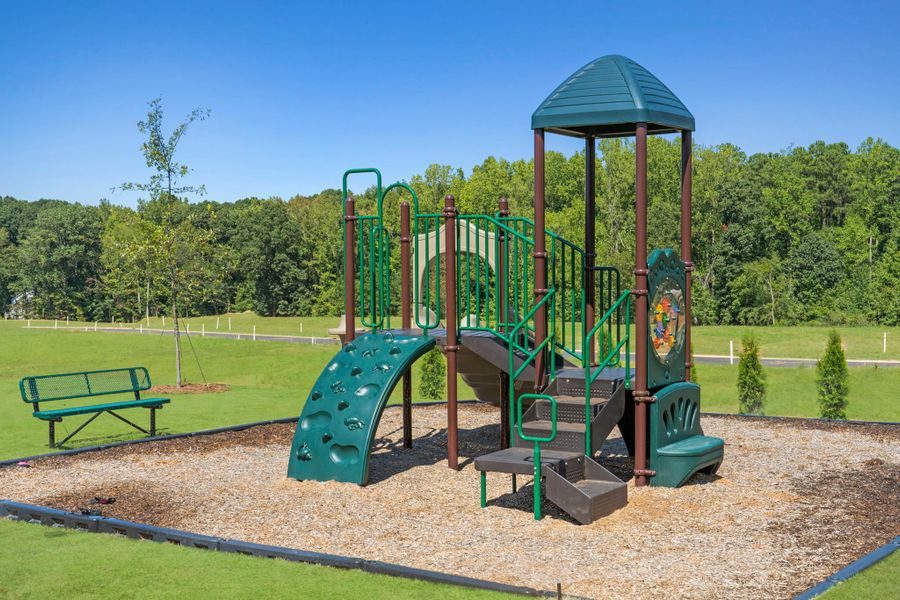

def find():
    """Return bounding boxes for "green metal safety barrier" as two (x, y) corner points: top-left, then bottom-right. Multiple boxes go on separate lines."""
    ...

(516, 393), (557, 521)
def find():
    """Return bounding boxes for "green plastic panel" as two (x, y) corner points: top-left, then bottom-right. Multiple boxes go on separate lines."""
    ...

(287, 331), (436, 485)
(647, 248), (686, 391)
(531, 55), (695, 138)
(649, 382), (724, 487)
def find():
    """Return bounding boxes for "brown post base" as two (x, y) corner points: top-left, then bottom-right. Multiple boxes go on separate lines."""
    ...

(402, 372), (412, 448)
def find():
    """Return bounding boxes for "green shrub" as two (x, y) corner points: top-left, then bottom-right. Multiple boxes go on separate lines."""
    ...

(817, 330), (849, 419)
(737, 333), (766, 415)
(419, 348), (445, 400)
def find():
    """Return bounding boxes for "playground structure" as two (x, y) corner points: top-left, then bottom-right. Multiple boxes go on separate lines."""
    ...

(288, 55), (724, 523)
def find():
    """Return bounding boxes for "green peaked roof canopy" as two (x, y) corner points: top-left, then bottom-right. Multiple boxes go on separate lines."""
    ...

(532, 55), (694, 138)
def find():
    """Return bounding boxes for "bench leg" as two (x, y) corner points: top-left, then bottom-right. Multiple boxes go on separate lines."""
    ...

(150, 407), (156, 437)
(49, 420), (56, 449)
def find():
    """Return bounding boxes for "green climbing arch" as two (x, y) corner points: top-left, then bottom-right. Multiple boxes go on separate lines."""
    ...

(287, 331), (437, 485)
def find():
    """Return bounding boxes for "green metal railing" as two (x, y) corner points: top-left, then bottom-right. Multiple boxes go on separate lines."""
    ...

(583, 290), (632, 456)
(507, 289), (557, 446)
(413, 213), (444, 332)
(499, 218), (586, 363)
(593, 266), (622, 364)
(456, 214), (536, 335)
(356, 217), (389, 330)
(516, 393), (557, 521)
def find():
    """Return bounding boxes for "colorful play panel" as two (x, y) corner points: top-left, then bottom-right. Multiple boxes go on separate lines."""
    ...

(287, 54), (725, 523)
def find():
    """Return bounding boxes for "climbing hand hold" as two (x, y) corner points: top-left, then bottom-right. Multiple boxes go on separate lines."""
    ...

(344, 417), (366, 431)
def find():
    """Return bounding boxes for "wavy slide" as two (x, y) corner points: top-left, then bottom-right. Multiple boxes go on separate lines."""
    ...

(287, 331), (436, 484)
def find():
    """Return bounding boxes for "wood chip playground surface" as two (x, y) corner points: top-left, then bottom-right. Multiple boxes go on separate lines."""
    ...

(0, 405), (897, 600)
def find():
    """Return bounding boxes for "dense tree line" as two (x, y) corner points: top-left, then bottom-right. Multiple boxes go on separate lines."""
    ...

(1, 137), (897, 326)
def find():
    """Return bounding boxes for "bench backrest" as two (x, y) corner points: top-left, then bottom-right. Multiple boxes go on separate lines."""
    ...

(20, 367), (152, 405)
(650, 382), (703, 453)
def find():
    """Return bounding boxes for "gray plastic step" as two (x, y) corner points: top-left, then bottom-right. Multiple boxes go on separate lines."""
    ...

(545, 455), (627, 524)
(551, 367), (630, 399)
(474, 447), (584, 481)
(515, 419), (586, 453)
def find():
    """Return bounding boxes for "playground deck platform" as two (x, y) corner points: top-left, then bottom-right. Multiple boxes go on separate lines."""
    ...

(1, 404), (897, 600)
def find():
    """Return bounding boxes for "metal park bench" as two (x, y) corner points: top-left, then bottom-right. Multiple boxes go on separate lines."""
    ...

(19, 367), (170, 448)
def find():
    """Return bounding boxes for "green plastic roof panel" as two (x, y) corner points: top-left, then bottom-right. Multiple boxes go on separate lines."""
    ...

(531, 55), (694, 138)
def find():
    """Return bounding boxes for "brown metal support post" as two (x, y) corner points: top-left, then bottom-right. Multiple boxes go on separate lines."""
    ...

(681, 131), (694, 382)
(498, 197), (510, 449)
(400, 201), (413, 448)
(584, 136), (597, 365)
(533, 129), (548, 391)
(344, 195), (356, 345)
(634, 123), (651, 486)
(443, 194), (459, 470)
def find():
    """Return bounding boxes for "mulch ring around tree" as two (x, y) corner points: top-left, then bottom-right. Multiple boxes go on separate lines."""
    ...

(149, 383), (230, 394)
(1, 404), (897, 600)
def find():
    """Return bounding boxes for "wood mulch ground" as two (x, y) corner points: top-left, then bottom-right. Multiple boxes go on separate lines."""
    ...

(1, 405), (897, 600)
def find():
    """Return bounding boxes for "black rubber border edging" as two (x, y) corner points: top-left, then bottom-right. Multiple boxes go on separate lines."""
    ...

(793, 535), (900, 599)
(0, 500), (561, 598)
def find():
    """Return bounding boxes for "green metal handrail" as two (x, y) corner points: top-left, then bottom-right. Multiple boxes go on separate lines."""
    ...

(583, 290), (632, 456)
(516, 393), (557, 521)
(507, 288), (557, 447)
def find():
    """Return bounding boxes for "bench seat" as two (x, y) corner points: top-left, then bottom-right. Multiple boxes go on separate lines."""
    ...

(657, 434), (724, 457)
(650, 383), (724, 488)
(33, 398), (170, 420)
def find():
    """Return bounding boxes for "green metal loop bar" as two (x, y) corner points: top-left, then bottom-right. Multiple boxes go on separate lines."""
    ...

(380, 182), (420, 217)
(583, 290), (632, 456)
(517, 393), (557, 521)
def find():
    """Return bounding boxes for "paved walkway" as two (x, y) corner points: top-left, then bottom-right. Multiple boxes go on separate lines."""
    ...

(21, 325), (899, 367)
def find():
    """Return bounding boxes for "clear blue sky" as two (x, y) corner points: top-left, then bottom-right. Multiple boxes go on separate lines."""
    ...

(1, 1), (897, 206)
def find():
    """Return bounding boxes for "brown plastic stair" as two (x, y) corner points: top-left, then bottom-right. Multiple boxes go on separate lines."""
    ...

(544, 455), (627, 525)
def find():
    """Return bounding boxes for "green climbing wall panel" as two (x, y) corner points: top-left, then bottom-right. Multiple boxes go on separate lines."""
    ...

(287, 331), (436, 485)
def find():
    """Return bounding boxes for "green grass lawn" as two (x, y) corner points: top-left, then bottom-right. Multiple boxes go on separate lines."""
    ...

(694, 362), (900, 421)
(820, 551), (900, 600)
(0, 519), (513, 600)
(18, 315), (900, 360)
(0, 321), (474, 460)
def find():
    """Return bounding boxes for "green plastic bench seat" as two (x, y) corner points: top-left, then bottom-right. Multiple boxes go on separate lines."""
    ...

(657, 435), (724, 458)
(33, 398), (170, 420)
(649, 382), (724, 487)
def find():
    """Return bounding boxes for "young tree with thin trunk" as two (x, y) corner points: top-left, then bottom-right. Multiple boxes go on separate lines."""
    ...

(119, 98), (211, 387)
(817, 331), (849, 419)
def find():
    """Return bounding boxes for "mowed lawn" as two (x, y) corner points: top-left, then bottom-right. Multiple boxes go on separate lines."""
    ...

(0, 519), (513, 600)
(23, 315), (900, 360)
(695, 362), (900, 422)
(0, 322), (474, 460)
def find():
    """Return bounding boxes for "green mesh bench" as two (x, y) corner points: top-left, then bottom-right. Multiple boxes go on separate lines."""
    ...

(19, 367), (170, 449)
(649, 382), (724, 487)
